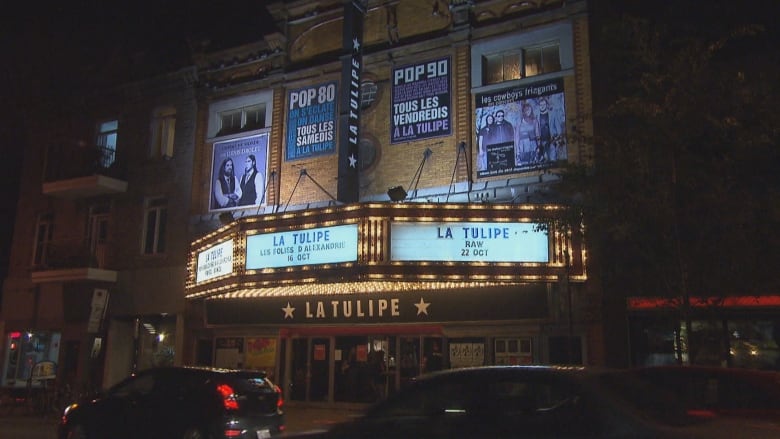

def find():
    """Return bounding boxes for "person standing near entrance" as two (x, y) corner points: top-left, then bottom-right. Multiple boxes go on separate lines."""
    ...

(423, 340), (443, 373)
(238, 154), (264, 206)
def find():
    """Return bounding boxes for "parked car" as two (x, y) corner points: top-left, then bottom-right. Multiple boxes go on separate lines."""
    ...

(629, 365), (780, 420)
(58, 366), (284, 439)
(286, 365), (779, 439)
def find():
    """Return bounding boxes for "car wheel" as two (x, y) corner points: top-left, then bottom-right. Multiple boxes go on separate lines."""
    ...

(181, 427), (208, 439)
(66, 424), (87, 439)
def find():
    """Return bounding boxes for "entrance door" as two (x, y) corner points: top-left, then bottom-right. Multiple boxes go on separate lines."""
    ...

(309, 338), (329, 401)
(290, 338), (331, 402)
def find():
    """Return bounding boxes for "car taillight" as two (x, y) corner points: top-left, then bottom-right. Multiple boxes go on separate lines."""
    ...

(274, 384), (284, 409)
(217, 384), (240, 410)
(224, 430), (243, 437)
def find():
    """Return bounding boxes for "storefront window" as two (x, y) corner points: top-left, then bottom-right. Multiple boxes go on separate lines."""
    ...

(2, 331), (61, 388)
(630, 316), (780, 371)
(728, 320), (780, 369)
(446, 339), (481, 368)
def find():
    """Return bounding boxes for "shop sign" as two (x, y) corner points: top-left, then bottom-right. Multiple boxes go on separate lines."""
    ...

(246, 224), (358, 269)
(196, 239), (234, 283)
(87, 288), (109, 333)
(205, 285), (549, 325)
(390, 222), (548, 262)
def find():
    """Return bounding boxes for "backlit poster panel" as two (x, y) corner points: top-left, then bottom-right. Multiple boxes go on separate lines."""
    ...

(286, 81), (338, 160)
(196, 239), (234, 284)
(246, 224), (358, 269)
(475, 77), (567, 177)
(209, 134), (269, 212)
(391, 57), (451, 143)
(390, 222), (549, 262)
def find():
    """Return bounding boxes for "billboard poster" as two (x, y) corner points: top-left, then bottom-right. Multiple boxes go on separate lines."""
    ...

(475, 77), (567, 178)
(391, 57), (451, 143)
(210, 134), (269, 212)
(286, 81), (338, 161)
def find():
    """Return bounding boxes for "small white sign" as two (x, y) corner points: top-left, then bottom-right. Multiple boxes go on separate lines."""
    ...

(246, 224), (358, 269)
(196, 240), (234, 283)
(391, 222), (549, 262)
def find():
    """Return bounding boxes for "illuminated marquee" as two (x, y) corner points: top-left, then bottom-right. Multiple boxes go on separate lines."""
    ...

(196, 239), (234, 283)
(390, 222), (549, 262)
(246, 224), (359, 269)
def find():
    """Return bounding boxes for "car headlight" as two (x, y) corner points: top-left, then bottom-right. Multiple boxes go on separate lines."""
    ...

(63, 403), (79, 417)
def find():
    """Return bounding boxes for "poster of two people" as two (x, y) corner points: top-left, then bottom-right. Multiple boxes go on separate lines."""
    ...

(210, 134), (268, 212)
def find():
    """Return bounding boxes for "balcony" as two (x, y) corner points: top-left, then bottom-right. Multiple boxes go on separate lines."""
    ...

(42, 144), (128, 199)
(31, 238), (118, 283)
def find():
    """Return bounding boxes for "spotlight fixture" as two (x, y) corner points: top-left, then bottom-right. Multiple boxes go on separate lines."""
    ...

(387, 185), (408, 202)
(218, 212), (234, 225)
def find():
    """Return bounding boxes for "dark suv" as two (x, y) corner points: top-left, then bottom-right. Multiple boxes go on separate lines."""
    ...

(59, 366), (284, 439)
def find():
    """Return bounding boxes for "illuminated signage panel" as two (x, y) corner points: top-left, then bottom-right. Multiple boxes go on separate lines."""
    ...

(196, 240), (234, 283)
(246, 224), (358, 269)
(390, 222), (548, 262)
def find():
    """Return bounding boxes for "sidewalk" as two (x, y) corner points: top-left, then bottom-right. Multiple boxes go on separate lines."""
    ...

(283, 404), (364, 434)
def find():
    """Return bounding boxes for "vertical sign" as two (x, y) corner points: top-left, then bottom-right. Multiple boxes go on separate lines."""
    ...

(391, 57), (451, 143)
(286, 81), (338, 160)
(337, 0), (365, 203)
(87, 288), (109, 333)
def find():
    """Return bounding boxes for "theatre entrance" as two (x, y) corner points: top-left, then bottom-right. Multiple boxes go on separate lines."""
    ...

(283, 332), (443, 404)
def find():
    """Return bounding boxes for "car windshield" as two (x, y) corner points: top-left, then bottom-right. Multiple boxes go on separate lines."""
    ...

(228, 373), (274, 393)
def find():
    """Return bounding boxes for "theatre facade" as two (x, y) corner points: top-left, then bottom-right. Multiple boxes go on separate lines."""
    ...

(184, 0), (596, 405)
(186, 202), (588, 403)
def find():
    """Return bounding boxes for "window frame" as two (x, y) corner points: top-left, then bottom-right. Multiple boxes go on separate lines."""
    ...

(141, 196), (168, 255)
(96, 119), (119, 167)
(150, 106), (177, 159)
(471, 23), (573, 90)
(32, 213), (54, 267)
(207, 91), (274, 140)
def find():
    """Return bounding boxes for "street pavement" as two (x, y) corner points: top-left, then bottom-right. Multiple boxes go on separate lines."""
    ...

(0, 405), (363, 439)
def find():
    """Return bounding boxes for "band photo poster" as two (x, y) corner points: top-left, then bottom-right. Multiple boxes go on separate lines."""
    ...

(475, 77), (567, 178)
(209, 134), (269, 212)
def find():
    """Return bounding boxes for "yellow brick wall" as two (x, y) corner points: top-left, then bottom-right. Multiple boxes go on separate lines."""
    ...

(195, 1), (593, 212)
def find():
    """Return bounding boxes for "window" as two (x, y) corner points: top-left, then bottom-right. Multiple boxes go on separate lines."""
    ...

(471, 24), (573, 88)
(32, 213), (53, 267)
(216, 104), (266, 136)
(495, 337), (533, 365)
(2, 331), (61, 387)
(96, 119), (119, 167)
(523, 44), (561, 78)
(360, 80), (379, 109)
(483, 52), (522, 84)
(482, 43), (560, 85)
(150, 106), (176, 159)
(208, 91), (273, 139)
(142, 197), (167, 255)
(88, 204), (110, 267)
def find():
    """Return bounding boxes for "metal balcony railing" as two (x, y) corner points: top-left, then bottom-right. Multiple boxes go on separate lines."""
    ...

(33, 238), (111, 271)
(44, 144), (126, 182)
